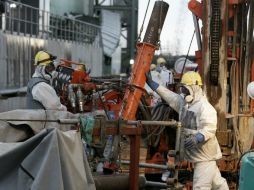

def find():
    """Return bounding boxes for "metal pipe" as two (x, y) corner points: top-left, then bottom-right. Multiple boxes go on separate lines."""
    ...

(76, 86), (84, 112)
(0, 118), (79, 124)
(120, 160), (175, 170)
(145, 181), (169, 188)
(93, 174), (146, 190)
(93, 174), (174, 190)
(0, 118), (179, 127)
(143, 1), (169, 46)
(166, 177), (178, 185)
(68, 85), (76, 111)
(126, 120), (178, 127)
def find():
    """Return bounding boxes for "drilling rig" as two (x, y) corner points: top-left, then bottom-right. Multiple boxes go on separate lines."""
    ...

(53, 0), (254, 189)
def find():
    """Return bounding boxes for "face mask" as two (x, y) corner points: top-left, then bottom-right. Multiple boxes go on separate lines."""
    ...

(51, 70), (59, 79)
(37, 65), (54, 81)
(156, 66), (162, 73)
(185, 95), (194, 103)
(179, 86), (193, 103)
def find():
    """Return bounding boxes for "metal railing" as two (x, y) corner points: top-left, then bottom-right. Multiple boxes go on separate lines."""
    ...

(0, 0), (101, 45)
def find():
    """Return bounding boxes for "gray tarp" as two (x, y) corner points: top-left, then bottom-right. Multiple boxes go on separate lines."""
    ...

(0, 109), (80, 142)
(0, 110), (96, 190)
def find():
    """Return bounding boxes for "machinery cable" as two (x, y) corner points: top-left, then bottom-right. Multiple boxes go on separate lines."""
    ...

(180, 30), (196, 80)
(95, 87), (110, 120)
(137, 0), (151, 42)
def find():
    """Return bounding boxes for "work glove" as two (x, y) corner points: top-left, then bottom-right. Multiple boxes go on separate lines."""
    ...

(184, 133), (204, 149)
(145, 71), (159, 91)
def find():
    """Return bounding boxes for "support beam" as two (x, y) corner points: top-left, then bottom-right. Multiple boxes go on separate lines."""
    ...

(94, 5), (133, 11)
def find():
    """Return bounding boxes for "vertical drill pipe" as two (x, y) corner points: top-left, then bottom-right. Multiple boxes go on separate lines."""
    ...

(121, 43), (157, 120)
(121, 1), (169, 120)
(143, 1), (169, 45)
(121, 2), (169, 190)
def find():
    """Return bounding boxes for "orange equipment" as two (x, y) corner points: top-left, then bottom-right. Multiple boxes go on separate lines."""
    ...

(120, 1), (169, 120)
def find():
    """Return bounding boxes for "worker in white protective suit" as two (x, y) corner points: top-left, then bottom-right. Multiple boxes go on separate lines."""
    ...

(146, 71), (229, 190)
(145, 64), (163, 106)
(26, 50), (67, 111)
(156, 57), (174, 87)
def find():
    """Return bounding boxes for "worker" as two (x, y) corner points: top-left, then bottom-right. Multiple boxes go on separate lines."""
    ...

(145, 63), (163, 106)
(26, 50), (67, 111)
(156, 57), (174, 87)
(146, 71), (229, 190)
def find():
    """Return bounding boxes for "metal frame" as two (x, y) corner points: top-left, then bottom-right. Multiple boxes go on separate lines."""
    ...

(2, 117), (183, 190)
(0, 0), (101, 45)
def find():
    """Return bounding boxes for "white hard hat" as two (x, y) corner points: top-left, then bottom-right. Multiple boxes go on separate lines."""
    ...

(174, 57), (198, 74)
(247, 82), (254, 99)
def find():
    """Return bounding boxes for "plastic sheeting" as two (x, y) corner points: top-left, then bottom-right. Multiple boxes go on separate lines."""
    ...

(0, 109), (79, 142)
(0, 109), (96, 190)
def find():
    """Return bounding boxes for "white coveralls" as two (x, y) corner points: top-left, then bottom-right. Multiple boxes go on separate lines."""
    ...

(31, 68), (67, 111)
(145, 70), (164, 106)
(156, 85), (229, 190)
(160, 66), (174, 87)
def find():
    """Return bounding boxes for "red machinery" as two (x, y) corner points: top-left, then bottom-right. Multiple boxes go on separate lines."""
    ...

(53, 2), (171, 183)
(54, 0), (254, 189)
(55, 58), (124, 118)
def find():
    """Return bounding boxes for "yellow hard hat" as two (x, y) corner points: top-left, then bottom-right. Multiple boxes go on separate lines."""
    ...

(150, 64), (156, 71)
(181, 71), (202, 86)
(34, 51), (56, 66)
(157, 57), (166, 65)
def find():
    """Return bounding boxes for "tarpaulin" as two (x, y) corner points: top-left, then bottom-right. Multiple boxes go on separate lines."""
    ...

(0, 128), (96, 190)
(0, 109), (96, 190)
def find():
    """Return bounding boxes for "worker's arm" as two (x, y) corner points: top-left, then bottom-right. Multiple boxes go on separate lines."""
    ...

(155, 85), (184, 113)
(198, 102), (217, 141)
(146, 72), (184, 113)
(32, 82), (67, 111)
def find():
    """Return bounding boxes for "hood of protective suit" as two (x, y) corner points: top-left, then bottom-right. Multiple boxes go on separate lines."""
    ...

(33, 65), (58, 82)
(184, 85), (204, 105)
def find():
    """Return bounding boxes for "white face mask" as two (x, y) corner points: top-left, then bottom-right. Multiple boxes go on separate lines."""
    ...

(185, 95), (194, 103)
(51, 70), (59, 79)
(179, 85), (194, 103)
(37, 65), (56, 81)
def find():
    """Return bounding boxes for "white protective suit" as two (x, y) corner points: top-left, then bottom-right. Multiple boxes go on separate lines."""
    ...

(156, 85), (229, 190)
(160, 66), (174, 87)
(31, 66), (67, 111)
(145, 70), (164, 105)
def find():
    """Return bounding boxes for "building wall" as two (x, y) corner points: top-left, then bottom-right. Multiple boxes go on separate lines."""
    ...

(0, 96), (27, 112)
(0, 32), (103, 112)
(0, 32), (103, 89)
